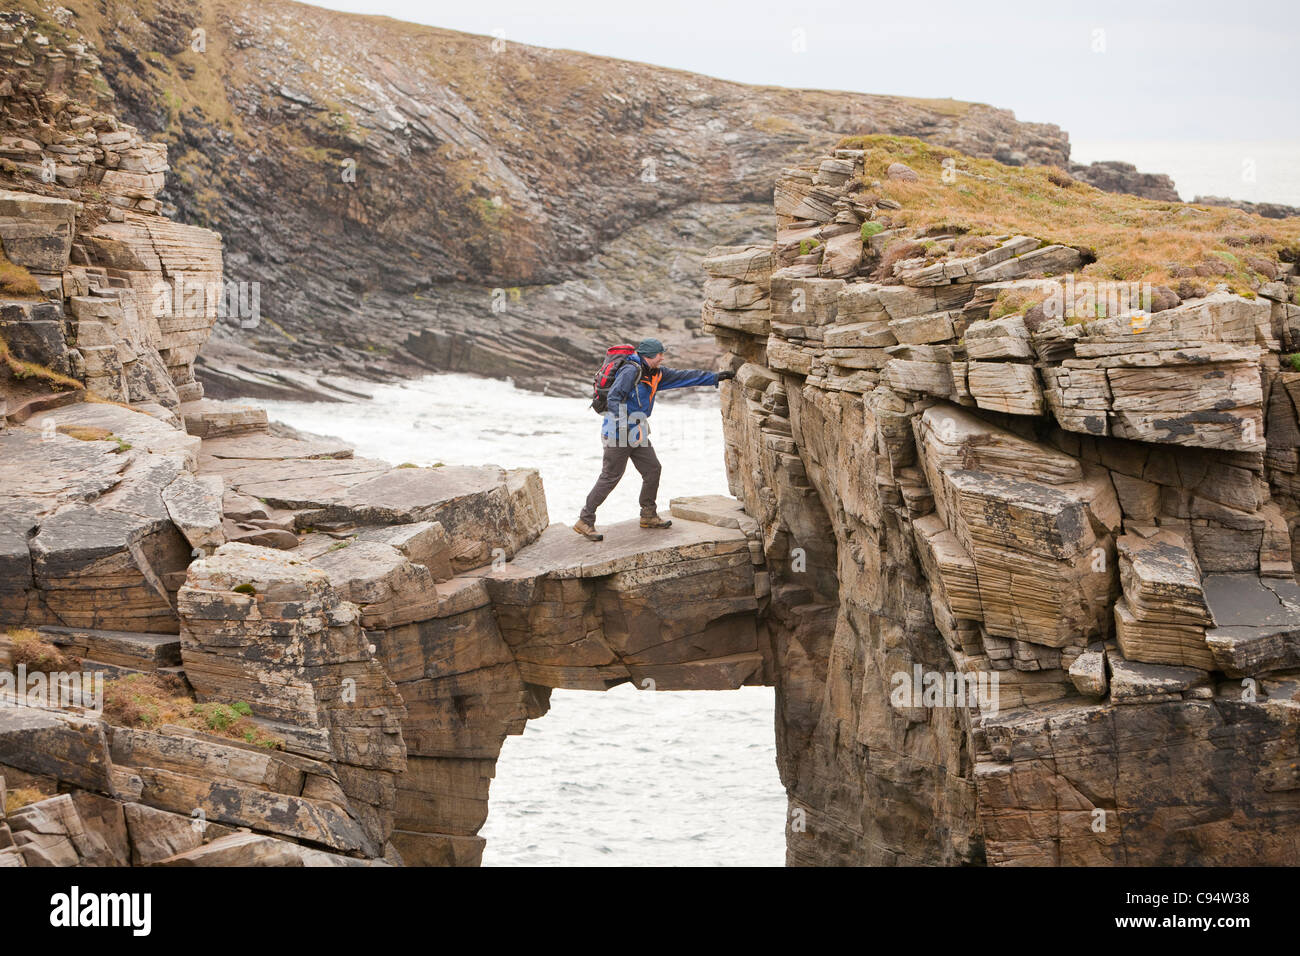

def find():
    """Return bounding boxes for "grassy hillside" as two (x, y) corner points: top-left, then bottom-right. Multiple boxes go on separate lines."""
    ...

(845, 135), (1299, 297)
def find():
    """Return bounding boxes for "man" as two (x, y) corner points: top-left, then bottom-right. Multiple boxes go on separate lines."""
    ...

(574, 337), (735, 541)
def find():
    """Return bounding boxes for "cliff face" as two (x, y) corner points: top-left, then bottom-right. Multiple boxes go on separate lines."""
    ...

(4, 0), (1083, 395)
(7, 7), (1300, 869)
(0, 136), (771, 875)
(1067, 160), (1179, 202)
(705, 139), (1300, 864)
(0, 13), (221, 416)
(0, 23), (777, 863)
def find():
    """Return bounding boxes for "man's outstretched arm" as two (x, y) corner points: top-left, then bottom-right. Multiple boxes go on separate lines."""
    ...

(656, 366), (733, 390)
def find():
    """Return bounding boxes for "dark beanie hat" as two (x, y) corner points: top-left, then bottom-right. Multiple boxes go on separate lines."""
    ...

(636, 337), (665, 356)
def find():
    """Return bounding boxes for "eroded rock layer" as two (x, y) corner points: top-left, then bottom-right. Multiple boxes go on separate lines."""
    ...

(4, 1), (1169, 396)
(0, 23), (780, 862)
(1, 393), (774, 865)
(705, 146), (1300, 865)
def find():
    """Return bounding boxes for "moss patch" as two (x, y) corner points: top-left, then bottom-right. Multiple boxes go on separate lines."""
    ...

(57, 425), (113, 442)
(0, 333), (84, 391)
(4, 627), (73, 672)
(3, 786), (46, 815)
(103, 673), (282, 749)
(0, 250), (40, 297)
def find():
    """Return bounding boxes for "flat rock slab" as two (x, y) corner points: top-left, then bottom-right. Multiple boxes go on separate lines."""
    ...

(356, 522), (454, 582)
(313, 466), (514, 524)
(38, 625), (181, 668)
(1, 425), (193, 633)
(35, 403), (200, 470)
(1108, 655), (1210, 701)
(179, 399), (268, 438)
(201, 433), (354, 461)
(161, 472), (224, 551)
(668, 494), (760, 535)
(0, 706), (115, 794)
(487, 518), (750, 581)
(310, 540), (440, 629)
(1203, 573), (1300, 628)
(28, 490), (189, 633)
(203, 456), (392, 508)
(1203, 573), (1300, 675)
(264, 465), (549, 571)
(0, 426), (132, 506)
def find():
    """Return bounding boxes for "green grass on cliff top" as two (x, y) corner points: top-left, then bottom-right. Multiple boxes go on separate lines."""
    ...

(839, 134), (1299, 293)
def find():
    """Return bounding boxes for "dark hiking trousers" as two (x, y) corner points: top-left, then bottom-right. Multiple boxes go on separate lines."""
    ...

(580, 441), (662, 523)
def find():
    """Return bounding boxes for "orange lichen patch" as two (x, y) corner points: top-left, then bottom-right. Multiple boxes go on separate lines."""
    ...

(56, 425), (113, 441)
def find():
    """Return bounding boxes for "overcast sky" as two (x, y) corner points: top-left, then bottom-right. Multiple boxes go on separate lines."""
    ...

(306, 0), (1296, 146)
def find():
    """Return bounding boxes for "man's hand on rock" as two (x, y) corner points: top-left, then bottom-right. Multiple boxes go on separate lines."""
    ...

(716, 370), (736, 382)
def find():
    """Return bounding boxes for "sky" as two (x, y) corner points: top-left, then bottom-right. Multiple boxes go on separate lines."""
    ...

(306, 0), (1300, 202)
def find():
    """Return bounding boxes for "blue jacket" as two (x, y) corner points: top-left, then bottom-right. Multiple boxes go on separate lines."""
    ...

(601, 355), (719, 444)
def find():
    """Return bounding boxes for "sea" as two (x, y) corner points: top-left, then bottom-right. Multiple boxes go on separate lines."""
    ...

(257, 374), (789, 866)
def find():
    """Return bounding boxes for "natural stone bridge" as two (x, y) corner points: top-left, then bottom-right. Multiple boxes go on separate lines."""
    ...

(0, 147), (774, 866)
(0, 396), (773, 865)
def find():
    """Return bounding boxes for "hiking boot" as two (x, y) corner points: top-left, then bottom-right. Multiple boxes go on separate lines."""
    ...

(573, 518), (604, 541)
(639, 512), (673, 529)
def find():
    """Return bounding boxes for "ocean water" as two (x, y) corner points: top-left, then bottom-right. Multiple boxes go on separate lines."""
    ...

(1071, 140), (1300, 207)
(256, 372), (731, 524)
(256, 372), (788, 866)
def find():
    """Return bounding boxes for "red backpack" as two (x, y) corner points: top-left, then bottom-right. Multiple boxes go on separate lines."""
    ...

(590, 344), (639, 413)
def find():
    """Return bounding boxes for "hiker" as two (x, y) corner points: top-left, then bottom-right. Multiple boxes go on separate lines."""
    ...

(574, 337), (734, 541)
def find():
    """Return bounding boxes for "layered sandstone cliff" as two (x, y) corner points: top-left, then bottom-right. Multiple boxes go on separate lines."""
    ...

(5, 6), (1300, 869)
(705, 139), (1300, 864)
(0, 170), (767, 863)
(0, 10), (778, 866)
(4, 0), (1180, 399)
